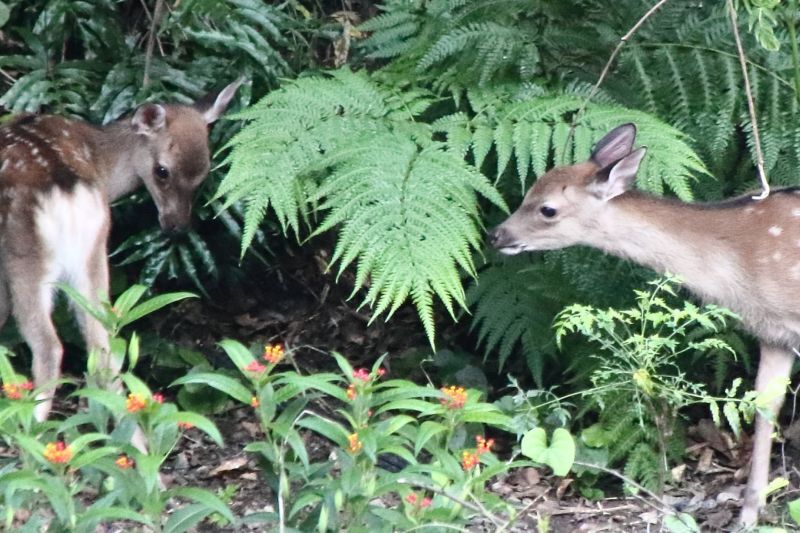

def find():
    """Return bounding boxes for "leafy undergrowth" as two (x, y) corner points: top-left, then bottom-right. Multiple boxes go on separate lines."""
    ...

(0, 264), (797, 531)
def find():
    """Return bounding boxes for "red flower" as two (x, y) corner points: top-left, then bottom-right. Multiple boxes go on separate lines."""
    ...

(178, 421), (194, 430)
(245, 360), (266, 373)
(406, 493), (418, 505)
(352, 368), (371, 382)
(251, 396), (260, 408)
(420, 497), (432, 508)
(152, 392), (165, 404)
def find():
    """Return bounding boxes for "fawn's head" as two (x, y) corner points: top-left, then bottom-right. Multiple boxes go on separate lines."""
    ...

(488, 123), (646, 254)
(129, 79), (242, 233)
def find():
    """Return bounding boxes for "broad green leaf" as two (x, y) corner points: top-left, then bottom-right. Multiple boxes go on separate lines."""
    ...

(164, 503), (212, 533)
(120, 292), (197, 328)
(160, 412), (223, 446)
(789, 498), (800, 524)
(663, 513), (699, 533)
(218, 339), (256, 370)
(170, 373), (252, 404)
(77, 507), (154, 529)
(520, 427), (575, 476)
(168, 487), (236, 524)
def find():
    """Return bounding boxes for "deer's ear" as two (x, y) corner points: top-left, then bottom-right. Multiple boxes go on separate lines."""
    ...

(196, 77), (244, 124)
(132, 104), (166, 135)
(589, 147), (646, 200)
(590, 123), (637, 168)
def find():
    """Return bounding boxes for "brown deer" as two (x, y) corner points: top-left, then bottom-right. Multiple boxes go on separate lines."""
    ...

(0, 79), (242, 433)
(488, 124), (797, 526)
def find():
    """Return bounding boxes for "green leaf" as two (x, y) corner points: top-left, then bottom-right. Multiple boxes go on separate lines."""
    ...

(218, 339), (257, 371)
(170, 373), (252, 405)
(789, 498), (800, 525)
(160, 412), (224, 446)
(77, 507), (154, 529)
(296, 415), (349, 446)
(164, 503), (212, 533)
(663, 513), (699, 533)
(168, 487), (236, 524)
(0, 3), (9, 29)
(520, 427), (575, 476)
(119, 292), (197, 329)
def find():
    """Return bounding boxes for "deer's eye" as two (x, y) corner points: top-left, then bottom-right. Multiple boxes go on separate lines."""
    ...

(154, 165), (170, 181)
(540, 206), (557, 218)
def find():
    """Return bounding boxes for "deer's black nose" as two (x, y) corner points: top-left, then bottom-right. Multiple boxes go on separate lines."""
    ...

(487, 226), (506, 248)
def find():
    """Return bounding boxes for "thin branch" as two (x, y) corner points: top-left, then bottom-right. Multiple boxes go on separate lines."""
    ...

(726, 0), (770, 200)
(571, 461), (684, 519)
(571, 0), (669, 129)
(143, 0), (167, 88)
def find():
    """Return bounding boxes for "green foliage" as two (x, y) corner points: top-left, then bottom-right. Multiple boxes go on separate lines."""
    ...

(186, 339), (522, 531)
(0, 0), (306, 292)
(555, 276), (752, 493)
(0, 292), (229, 531)
(358, 0), (542, 87)
(218, 70), (507, 343)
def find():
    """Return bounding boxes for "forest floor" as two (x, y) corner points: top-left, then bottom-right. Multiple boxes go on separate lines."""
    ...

(26, 240), (798, 532)
(135, 241), (800, 532)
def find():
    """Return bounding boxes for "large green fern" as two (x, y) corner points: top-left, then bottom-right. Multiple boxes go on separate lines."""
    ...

(217, 70), (506, 343)
(443, 89), (709, 198)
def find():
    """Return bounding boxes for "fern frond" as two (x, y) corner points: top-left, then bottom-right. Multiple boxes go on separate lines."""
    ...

(219, 71), (506, 345)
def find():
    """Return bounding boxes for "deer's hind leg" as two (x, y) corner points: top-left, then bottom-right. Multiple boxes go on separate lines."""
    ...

(4, 250), (64, 422)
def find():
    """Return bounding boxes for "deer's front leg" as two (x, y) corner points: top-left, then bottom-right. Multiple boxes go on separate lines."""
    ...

(741, 344), (795, 527)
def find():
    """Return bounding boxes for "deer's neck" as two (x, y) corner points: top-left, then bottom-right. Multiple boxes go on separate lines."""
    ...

(92, 121), (149, 202)
(589, 192), (746, 303)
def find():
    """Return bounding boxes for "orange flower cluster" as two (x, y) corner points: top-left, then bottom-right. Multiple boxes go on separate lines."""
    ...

(44, 441), (72, 464)
(251, 396), (260, 408)
(476, 435), (494, 454)
(263, 344), (285, 364)
(461, 435), (494, 471)
(178, 421), (194, 430)
(347, 432), (362, 454)
(115, 455), (135, 469)
(440, 385), (467, 409)
(405, 493), (432, 508)
(126, 393), (147, 413)
(3, 381), (33, 400)
(346, 384), (357, 401)
(461, 450), (480, 470)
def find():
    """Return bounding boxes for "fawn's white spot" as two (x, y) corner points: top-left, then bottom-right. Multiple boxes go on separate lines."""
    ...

(773, 251), (783, 261)
(769, 226), (783, 236)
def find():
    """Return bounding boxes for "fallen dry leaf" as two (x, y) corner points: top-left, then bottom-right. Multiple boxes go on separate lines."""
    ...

(210, 456), (249, 477)
(697, 447), (714, 472)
